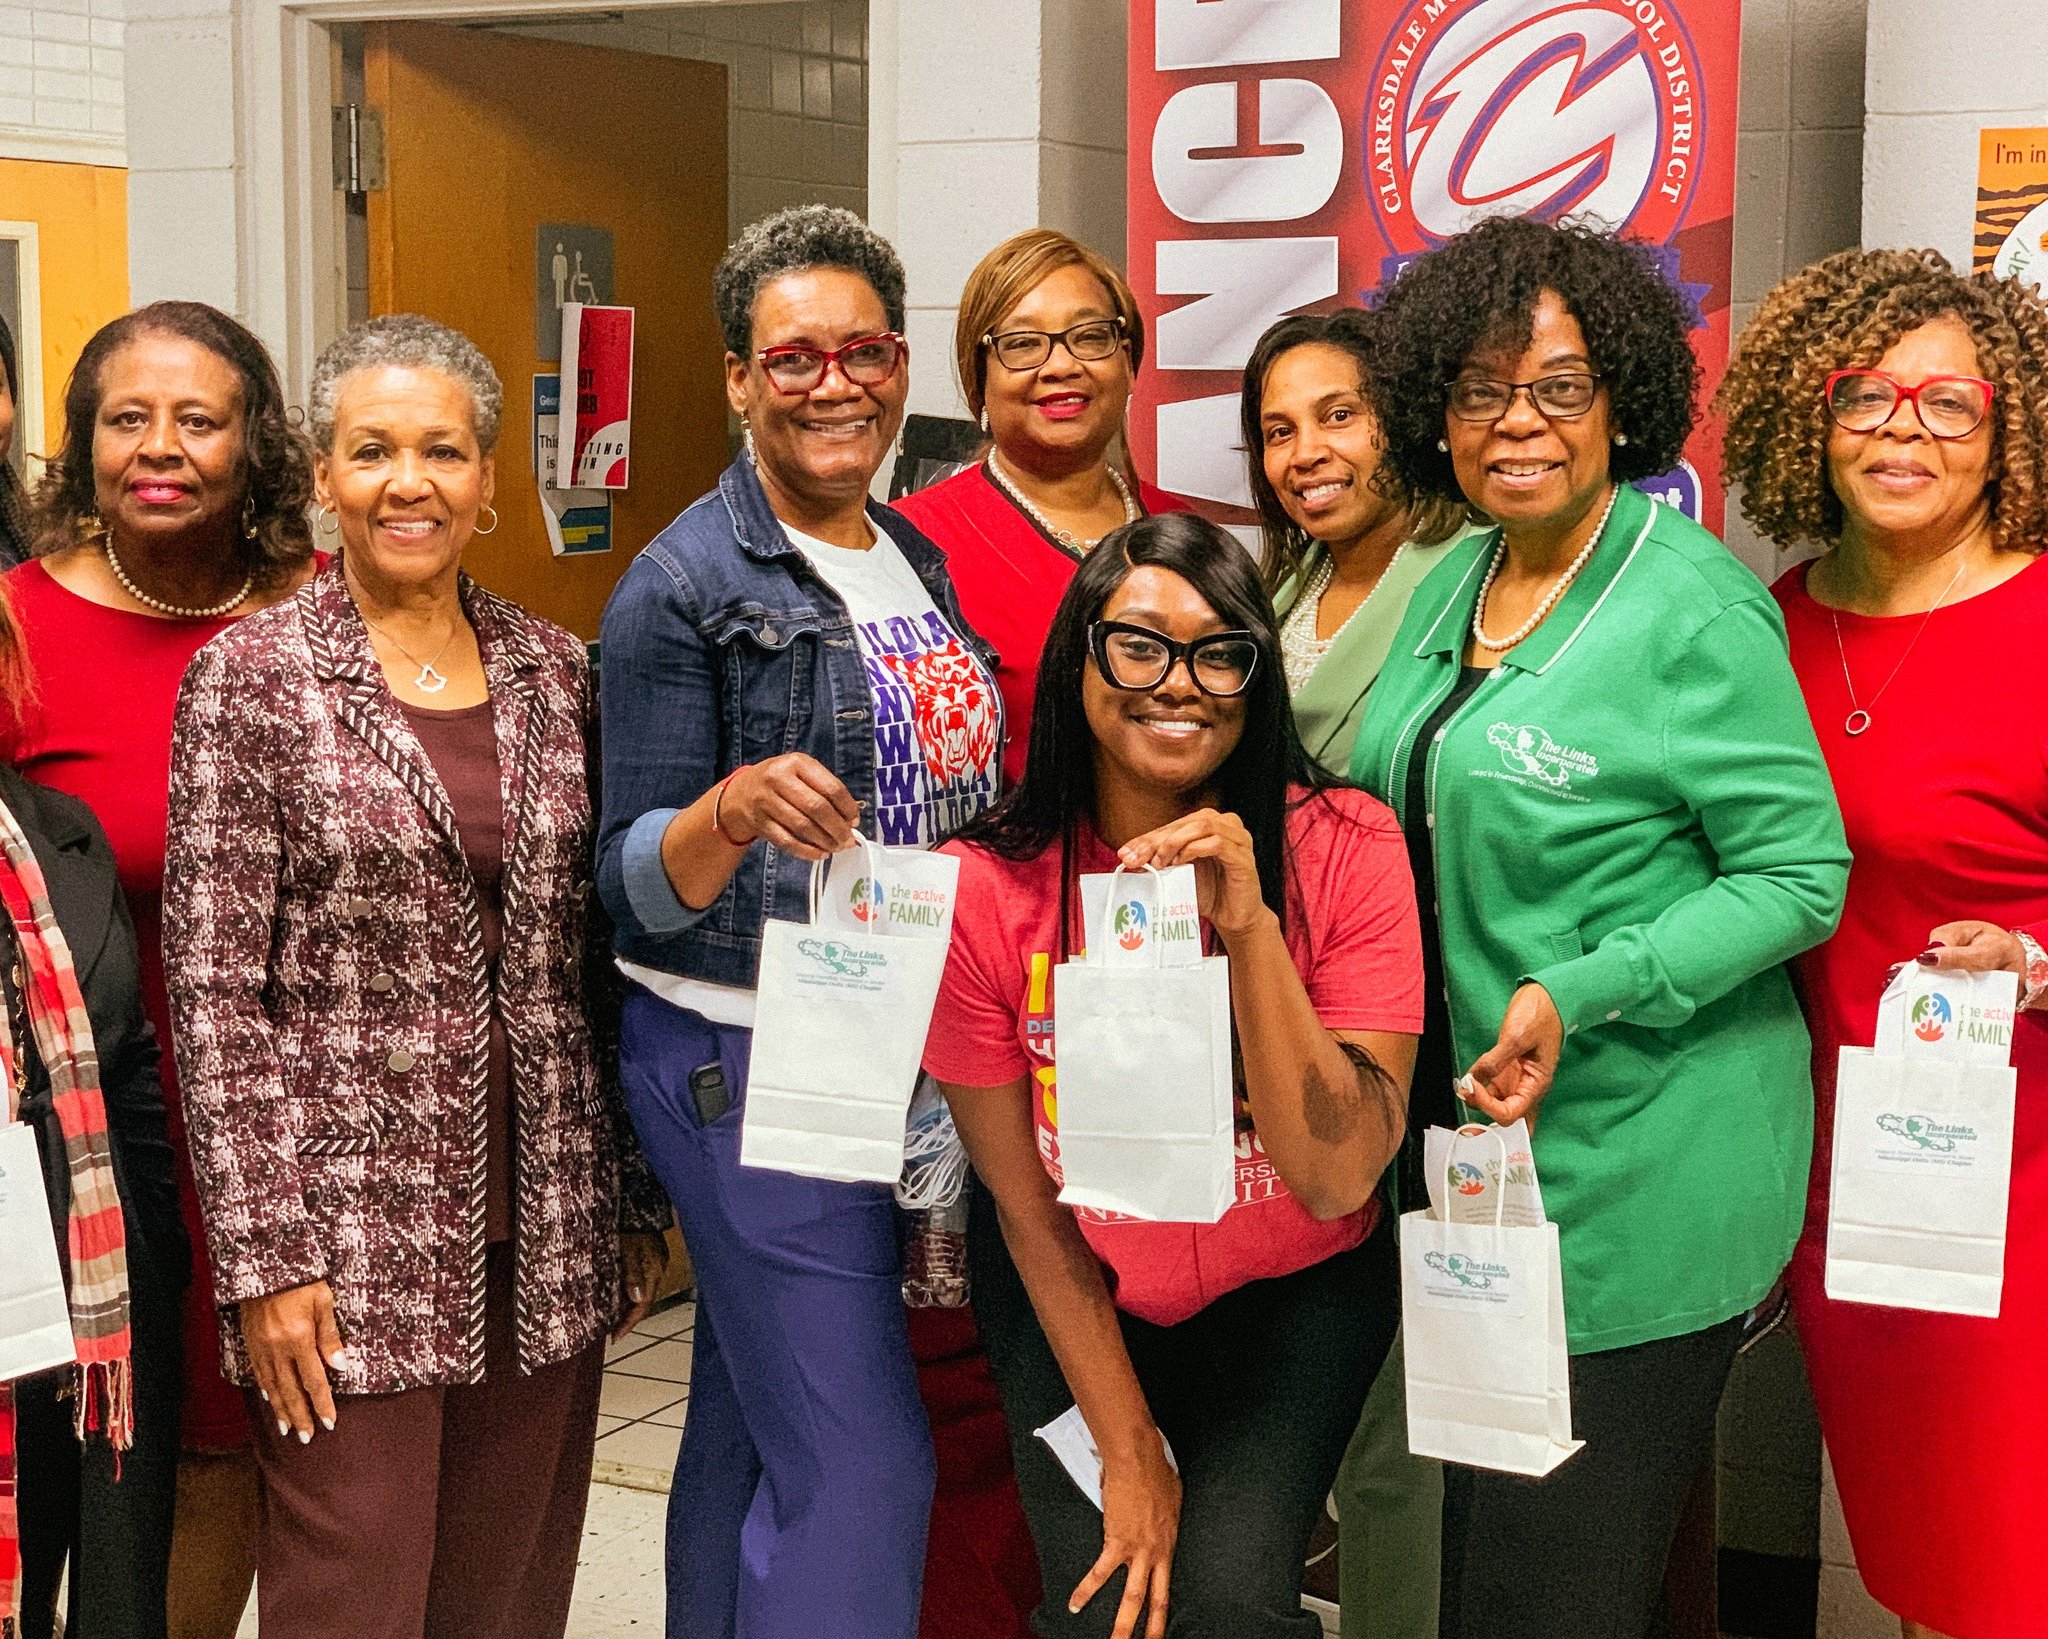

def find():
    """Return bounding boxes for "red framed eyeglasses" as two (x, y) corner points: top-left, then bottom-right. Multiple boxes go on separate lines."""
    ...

(1823, 368), (1996, 440)
(755, 333), (907, 395)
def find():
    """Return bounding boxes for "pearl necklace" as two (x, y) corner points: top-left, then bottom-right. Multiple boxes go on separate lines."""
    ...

(103, 538), (252, 619)
(1470, 486), (1619, 653)
(985, 453), (1136, 556)
(1281, 543), (1407, 695)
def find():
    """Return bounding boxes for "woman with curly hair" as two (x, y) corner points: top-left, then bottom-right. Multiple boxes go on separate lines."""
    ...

(0, 300), (324, 1638)
(1348, 215), (1849, 1638)
(1719, 249), (2048, 1639)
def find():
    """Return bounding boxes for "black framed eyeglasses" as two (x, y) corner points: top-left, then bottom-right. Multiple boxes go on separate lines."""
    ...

(984, 317), (1127, 372)
(1446, 372), (1604, 423)
(1087, 621), (1261, 697)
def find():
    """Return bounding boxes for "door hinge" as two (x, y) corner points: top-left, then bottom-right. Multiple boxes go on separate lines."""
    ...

(331, 105), (387, 195)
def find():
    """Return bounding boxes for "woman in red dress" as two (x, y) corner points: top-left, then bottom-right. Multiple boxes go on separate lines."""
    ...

(4, 301), (323, 1637)
(1720, 248), (2048, 1639)
(894, 229), (1187, 787)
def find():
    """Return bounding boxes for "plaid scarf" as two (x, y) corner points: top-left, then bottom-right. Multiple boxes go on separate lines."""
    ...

(0, 793), (132, 1638)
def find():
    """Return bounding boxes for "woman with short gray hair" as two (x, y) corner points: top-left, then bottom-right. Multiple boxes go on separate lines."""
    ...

(164, 313), (672, 1638)
(599, 205), (1003, 1636)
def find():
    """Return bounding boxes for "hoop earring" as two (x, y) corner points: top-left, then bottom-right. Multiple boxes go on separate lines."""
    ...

(473, 505), (499, 536)
(316, 504), (339, 535)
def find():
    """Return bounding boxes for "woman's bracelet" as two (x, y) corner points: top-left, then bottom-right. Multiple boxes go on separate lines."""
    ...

(2013, 927), (2048, 1010)
(710, 767), (750, 848)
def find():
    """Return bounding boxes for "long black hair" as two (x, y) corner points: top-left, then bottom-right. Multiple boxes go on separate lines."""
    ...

(954, 511), (1340, 952)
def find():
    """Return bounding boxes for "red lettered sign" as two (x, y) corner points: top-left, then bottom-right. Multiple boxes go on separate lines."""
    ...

(1130, 0), (1740, 533)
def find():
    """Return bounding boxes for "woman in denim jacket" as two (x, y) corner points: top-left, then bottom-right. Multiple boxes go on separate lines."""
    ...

(596, 206), (1003, 1639)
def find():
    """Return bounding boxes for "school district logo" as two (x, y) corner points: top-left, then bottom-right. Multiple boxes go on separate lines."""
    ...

(1876, 1112), (1976, 1153)
(1910, 993), (1953, 1043)
(1487, 723), (1600, 790)
(1365, 0), (1705, 258)
(1114, 900), (1149, 952)
(1423, 1250), (1510, 1290)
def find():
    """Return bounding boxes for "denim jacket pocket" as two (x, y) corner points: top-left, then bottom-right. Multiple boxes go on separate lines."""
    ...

(709, 605), (824, 760)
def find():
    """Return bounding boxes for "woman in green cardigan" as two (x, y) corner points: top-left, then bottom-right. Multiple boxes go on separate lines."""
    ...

(1241, 309), (1467, 1639)
(1349, 217), (1849, 1639)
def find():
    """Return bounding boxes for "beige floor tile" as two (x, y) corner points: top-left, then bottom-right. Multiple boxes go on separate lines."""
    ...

(599, 1373), (685, 1422)
(595, 1418), (683, 1474)
(604, 1333), (654, 1366)
(611, 1337), (693, 1385)
(644, 1397), (690, 1430)
(637, 1300), (696, 1340)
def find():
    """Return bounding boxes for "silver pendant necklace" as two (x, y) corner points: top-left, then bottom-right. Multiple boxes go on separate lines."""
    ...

(1829, 557), (1967, 736)
(363, 613), (458, 694)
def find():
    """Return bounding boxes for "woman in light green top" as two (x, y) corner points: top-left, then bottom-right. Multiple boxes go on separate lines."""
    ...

(1245, 310), (1471, 773)
(1239, 309), (1469, 1639)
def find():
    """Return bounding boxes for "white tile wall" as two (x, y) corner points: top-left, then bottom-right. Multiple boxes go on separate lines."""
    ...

(502, 0), (868, 243)
(0, 0), (124, 160)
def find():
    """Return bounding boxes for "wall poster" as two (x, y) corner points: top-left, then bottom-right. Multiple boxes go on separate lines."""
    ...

(1129, 0), (1743, 535)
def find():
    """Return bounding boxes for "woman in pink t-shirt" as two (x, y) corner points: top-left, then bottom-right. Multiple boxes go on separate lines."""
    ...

(925, 511), (1423, 1639)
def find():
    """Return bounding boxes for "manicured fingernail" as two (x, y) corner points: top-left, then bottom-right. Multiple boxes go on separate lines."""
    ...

(327, 1348), (354, 1369)
(258, 1388), (270, 1403)
(277, 1419), (290, 1438)
(629, 1287), (645, 1303)
(320, 1416), (335, 1431)
(297, 1429), (312, 1445)
(1917, 948), (1942, 964)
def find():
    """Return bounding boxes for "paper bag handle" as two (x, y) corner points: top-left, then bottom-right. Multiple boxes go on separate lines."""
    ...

(808, 833), (887, 927)
(1097, 862), (1166, 968)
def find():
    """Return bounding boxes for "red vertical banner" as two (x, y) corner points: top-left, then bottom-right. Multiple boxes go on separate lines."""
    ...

(1129, 0), (1741, 535)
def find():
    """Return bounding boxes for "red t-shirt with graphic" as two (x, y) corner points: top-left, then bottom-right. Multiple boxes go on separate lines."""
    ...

(924, 786), (1424, 1325)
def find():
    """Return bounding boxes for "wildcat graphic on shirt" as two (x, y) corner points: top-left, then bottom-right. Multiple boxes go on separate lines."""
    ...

(857, 609), (1000, 845)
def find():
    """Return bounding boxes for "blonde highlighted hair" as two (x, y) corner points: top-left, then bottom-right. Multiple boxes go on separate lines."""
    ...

(953, 230), (1145, 419)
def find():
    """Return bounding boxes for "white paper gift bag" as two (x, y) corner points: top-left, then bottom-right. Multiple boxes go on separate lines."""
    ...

(1052, 863), (1235, 1223)
(1, 1060), (77, 1383)
(1826, 965), (2019, 1318)
(741, 838), (958, 1185)
(1402, 1123), (1582, 1478)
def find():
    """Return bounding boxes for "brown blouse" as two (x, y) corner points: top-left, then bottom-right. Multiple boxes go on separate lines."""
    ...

(401, 698), (513, 1243)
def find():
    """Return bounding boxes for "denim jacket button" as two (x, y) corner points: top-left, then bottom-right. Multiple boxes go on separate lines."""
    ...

(760, 623), (779, 645)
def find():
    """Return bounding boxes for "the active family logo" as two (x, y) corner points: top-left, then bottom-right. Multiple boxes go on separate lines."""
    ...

(1486, 722), (1600, 791)
(1114, 899), (1149, 952)
(847, 876), (878, 924)
(1911, 992), (1954, 1043)
(1876, 1112), (1979, 1155)
(1365, 0), (1706, 258)
(1423, 1250), (1513, 1291)
(1450, 1160), (1488, 1197)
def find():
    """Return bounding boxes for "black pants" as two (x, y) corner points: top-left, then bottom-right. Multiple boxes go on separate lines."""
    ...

(1439, 1315), (1744, 1639)
(14, 1251), (184, 1639)
(970, 1183), (1396, 1639)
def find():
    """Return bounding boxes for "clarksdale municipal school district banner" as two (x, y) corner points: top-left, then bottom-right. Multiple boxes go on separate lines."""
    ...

(1129, 0), (1740, 535)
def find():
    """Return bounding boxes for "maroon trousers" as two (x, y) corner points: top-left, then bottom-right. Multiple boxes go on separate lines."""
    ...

(247, 1249), (603, 1639)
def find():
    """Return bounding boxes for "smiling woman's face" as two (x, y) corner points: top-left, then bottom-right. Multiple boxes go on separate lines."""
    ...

(91, 331), (249, 548)
(1084, 564), (1247, 801)
(1826, 314), (1995, 548)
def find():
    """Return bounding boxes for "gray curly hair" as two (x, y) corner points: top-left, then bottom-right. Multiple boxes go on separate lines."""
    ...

(713, 205), (907, 358)
(306, 313), (504, 452)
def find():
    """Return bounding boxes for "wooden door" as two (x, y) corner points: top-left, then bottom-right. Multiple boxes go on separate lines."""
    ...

(365, 22), (728, 639)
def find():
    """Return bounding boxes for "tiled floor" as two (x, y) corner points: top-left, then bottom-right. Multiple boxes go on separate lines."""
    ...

(596, 1298), (696, 1487)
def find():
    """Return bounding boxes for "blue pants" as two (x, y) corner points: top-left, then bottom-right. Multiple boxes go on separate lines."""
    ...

(618, 988), (935, 1639)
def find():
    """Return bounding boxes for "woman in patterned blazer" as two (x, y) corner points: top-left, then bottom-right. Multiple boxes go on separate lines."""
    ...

(161, 316), (670, 1639)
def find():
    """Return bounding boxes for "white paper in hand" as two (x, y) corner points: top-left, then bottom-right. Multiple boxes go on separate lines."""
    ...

(0, 1096), (76, 1382)
(1031, 1404), (1178, 1510)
